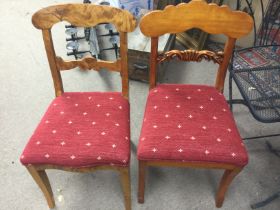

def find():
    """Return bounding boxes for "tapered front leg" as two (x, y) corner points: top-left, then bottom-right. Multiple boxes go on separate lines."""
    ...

(216, 167), (242, 208)
(120, 167), (131, 210)
(26, 165), (55, 208)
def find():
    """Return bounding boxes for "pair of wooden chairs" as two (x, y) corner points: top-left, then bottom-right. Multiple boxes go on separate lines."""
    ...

(20, 1), (253, 209)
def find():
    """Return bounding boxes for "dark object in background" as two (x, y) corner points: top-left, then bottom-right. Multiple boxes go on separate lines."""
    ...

(65, 0), (119, 60)
(128, 34), (176, 82)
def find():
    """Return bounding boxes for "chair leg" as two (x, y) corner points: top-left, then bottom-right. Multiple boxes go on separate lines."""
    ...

(215, 167), (242, 208)
(120, 167), (131, 210)
(26, 165), (55, 208)
(229, 71), (233, 111)
(138, 160), (146, 204)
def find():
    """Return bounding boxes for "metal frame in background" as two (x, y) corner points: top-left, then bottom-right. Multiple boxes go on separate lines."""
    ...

(65, 0), (120, 60)
(228, 0), (280, 137)
(227, 0), (280, 209)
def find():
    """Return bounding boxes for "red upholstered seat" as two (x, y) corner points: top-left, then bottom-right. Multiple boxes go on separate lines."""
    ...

(137, 84), (248, 166)
(21, 92), (130, 167)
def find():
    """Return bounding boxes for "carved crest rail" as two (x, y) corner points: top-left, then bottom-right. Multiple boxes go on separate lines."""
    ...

(157, 49), (224, 64)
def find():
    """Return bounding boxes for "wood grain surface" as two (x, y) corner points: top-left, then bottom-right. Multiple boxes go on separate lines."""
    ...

(32, 4), (136, 32)
(56, 56), (121, 72)
(157, 49), (224, 64)
(140, 0), (253, 38)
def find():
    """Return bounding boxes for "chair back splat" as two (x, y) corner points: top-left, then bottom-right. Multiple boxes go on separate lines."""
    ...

(32, 4), (136, 98)
(139, 0), (253, 91)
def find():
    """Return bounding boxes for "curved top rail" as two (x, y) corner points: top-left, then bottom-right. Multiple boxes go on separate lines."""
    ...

(32, 3), (136, 32)
(140, 0), (253, 38)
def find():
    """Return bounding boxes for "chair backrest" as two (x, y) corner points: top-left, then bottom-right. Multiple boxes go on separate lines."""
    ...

(139, 0), (253, 92)
(32, 4), (136, 99)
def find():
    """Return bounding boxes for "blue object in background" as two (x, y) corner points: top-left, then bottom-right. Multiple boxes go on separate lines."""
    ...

(148, 0), (151, 9)
(119, 0), (154, 18)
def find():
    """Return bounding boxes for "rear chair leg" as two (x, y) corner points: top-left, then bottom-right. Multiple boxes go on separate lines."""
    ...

(216, 167), (243, 208)
(138, 160), (146, 204)
(229, 71), (234, 111)
(120, 167), (131, 210)
(26, 165), (55, 208)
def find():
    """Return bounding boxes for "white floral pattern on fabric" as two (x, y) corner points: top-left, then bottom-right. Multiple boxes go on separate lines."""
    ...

(137, 84), (248, 167)
(20, 92), (130, 167)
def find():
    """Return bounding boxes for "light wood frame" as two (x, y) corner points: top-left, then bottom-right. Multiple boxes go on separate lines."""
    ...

(26, 4), (136, 210)
(138, 0), (253, 208)
(33, 3), (136, 99)
(175, 0), (224, 50)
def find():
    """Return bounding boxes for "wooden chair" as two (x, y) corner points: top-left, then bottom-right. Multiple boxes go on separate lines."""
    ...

(137, 0), (253, 208)
(19, 4), (136, 210)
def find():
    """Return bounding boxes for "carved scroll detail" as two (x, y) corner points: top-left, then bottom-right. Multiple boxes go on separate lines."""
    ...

(56, 56), (121, 72)
(157, 49), (224, 64)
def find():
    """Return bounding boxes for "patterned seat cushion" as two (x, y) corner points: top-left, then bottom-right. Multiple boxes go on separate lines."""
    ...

(20, 92), (130, 167)
(232, 46), (280, 70)
(137, 84), (248, 166)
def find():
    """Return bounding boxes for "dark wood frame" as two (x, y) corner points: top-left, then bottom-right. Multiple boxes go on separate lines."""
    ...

(138, 1), (253, 208)
(26, 4), (136, 210)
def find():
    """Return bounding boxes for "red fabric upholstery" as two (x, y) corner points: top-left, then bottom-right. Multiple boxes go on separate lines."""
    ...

(137, 84), (248, 166)
(20, 92), (130, 167)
